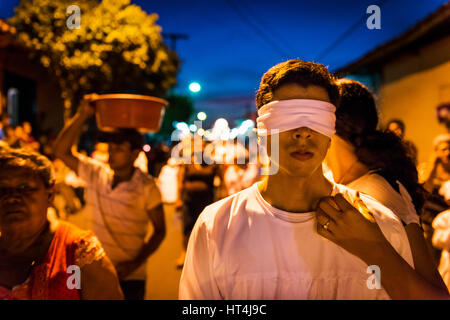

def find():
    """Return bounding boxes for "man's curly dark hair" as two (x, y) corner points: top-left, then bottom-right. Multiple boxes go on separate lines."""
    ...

(256, 59), (340, 109)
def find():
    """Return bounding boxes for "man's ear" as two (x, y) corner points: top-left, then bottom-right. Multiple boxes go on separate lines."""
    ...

(47, 185), (56, 206)
(131, 148), (140, 161)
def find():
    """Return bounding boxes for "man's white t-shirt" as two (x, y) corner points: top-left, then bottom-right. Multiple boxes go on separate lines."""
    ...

(78, 155), (162, 280)
(179, 182), (414, 299)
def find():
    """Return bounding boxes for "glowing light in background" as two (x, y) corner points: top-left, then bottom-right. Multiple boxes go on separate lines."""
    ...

(214, 118), (229, 130)
(229, 128), (239, 139)
(197, 111), (207, 121)
(189, 82), (201, 93)
(143, 144), (151, 152)
(176, 122), (189, 132)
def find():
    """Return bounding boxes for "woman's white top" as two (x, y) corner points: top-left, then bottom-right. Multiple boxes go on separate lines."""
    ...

(347, 172), (420, 225)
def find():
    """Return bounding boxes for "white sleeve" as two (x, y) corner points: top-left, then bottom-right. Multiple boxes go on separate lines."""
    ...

(395, 181), (420, 225)
(77, 154), (105, 186)
(432, 210), (450, 251)
(178, 212), (223, 300)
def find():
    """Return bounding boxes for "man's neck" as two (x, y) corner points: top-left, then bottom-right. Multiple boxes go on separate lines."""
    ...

(259, 167), (333, 213)
(112, 166), (135, 188)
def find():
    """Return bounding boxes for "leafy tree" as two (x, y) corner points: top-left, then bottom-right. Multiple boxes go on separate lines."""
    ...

(9, 0), (179, 117)
(157, 94), (194, 140)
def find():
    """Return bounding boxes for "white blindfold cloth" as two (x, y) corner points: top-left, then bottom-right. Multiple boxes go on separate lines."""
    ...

(256, 99), (336, 138)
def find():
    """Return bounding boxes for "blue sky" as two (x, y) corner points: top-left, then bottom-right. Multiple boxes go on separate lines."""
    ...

(1, 0), (448, 126)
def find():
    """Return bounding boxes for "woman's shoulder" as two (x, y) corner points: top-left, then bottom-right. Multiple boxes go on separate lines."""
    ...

(348, 172), (400, 200)
(53, 221), (106, 267)
(55, 220), (96, 243)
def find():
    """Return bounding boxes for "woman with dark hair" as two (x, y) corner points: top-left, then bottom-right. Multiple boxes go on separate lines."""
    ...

(319, 78), (449, 299)
(327, 79), (425, 215)
(175, 139), (220, 268)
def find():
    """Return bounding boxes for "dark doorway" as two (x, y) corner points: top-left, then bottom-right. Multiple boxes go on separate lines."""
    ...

(3, 71), (37, 127)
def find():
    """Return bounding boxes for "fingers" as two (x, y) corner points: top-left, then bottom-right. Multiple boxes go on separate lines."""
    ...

(316, 207), (336, 234)
(334, 193), (356, 212)
(316, 212), (337, 241)
(317, 196), (341, 221)
(316, 207), (332, 225)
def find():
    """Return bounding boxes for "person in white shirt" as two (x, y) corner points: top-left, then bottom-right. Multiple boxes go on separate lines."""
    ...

(179, 59), (414, 299)
(53, 96), (166, 300)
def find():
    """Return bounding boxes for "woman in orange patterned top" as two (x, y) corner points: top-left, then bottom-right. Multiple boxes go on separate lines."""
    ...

(0, 146), (123, 300)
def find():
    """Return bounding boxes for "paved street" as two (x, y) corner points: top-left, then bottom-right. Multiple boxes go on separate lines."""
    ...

(66, 203), (183, 300)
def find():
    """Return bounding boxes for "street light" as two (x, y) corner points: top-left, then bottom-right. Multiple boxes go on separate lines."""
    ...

(197, 112), (207, 121)
(189, 82), (201, 93)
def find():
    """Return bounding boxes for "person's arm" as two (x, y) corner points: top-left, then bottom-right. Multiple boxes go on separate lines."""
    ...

(115, 204), (166, 280)
(81, 256), (124, 300)
(53, 94), (97, 173)
(405, 223), (448, 292)
(316, 194), (449, 300)
(396, 181), (448, 291)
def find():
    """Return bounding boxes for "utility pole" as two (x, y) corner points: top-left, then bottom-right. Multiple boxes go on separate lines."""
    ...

(162, 33), (189, 96)
(162, 33), (189, 51)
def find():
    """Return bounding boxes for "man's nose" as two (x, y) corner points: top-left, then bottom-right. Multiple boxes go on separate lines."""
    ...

(292, 127), (312, 140)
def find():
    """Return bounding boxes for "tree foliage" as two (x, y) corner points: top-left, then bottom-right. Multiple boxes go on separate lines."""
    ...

(10, 0), (179, 113)
(157, 94), (194, 139)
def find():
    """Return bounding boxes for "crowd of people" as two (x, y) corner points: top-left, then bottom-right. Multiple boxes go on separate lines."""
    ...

(1, 59), (450, 300)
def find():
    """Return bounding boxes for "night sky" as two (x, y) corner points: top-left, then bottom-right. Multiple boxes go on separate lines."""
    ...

(1, 0), (448, 127)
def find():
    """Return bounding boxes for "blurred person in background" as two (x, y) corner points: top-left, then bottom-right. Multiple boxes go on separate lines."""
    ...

(223, 142), (259, 196)
(433, 180), (450, 290)
(0, 146), (123, 300)
(4, 126), (19, 148)
(418, 133), (450, 261)
(419, 134), (450, 194)
(22, 122), (39, 150)
(147, 141), (170, 177)
(52, 158), (84, 218)
(157, 157), (180, 204)
(175, 139), (220, 268)
(53, 95), (166, 300)
(91, 142), (109, 163)
(386, 119), (418, 165)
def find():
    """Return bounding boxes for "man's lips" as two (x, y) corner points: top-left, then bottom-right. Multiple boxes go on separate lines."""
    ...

(2, 206), (26, 216)
(290, 151), (314, 161)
